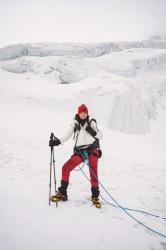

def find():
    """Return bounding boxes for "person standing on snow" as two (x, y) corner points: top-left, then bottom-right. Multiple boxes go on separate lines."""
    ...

(49, 104), (103, 208)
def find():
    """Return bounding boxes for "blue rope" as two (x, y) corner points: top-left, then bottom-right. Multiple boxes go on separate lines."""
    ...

(76, 154), (166, 221)
(79, 165), (166, 220)
(80, 150), (166, 238)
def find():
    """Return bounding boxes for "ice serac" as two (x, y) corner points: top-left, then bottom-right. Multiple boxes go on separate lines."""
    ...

(108, 93), (157, 134)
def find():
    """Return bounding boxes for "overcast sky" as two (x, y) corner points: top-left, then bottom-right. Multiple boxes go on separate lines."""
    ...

(0, 0), (166, 47)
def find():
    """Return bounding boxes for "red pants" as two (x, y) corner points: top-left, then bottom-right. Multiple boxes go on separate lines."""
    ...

(62, 149), (99, 188)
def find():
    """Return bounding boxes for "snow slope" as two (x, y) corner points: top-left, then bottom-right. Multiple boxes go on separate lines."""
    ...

(1, 44), (166, 135)
(0, 38), (166, 250)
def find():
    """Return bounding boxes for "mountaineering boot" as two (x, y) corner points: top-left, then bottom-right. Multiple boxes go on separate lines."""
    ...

(91, 197), (101, 208)
(91, 186), (100, 198)
(51, 191), (67, 202)
(91, 187), (101, 208)
(51, 180), (68, 202)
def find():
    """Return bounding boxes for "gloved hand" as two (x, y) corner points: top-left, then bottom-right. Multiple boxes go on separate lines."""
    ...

(85, 126), (97, 137)
(98, 149), (102, 158)
(49, 138), (61, 147)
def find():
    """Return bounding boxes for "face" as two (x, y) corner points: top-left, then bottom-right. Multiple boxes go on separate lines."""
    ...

(79, 112), (88, 120)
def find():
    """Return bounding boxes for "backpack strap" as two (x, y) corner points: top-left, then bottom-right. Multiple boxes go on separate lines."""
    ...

(73, 115), (83, 144)
(74, 121), (80, 134)
(88, 118), (96, 128)
(73, 115), (81, 140)
(87, 118), (101, 150)
(88, 118), (100, 132)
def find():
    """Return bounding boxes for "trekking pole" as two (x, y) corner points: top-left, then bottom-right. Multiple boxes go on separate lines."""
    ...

(52, 147), (58, 207)
(49, 133), (58, 207)
(49, 147), (53, 206)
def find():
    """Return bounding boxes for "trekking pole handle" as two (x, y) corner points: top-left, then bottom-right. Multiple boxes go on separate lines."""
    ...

(50, 132), (59, 141)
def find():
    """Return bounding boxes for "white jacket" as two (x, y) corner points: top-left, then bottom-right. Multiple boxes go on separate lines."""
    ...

(60, 118), (103, 147)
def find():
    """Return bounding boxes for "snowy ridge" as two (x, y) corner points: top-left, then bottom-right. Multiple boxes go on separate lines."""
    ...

(1, 49), (166, 79)
(0, 42), (119, 60)
(0, 36), (166, 61)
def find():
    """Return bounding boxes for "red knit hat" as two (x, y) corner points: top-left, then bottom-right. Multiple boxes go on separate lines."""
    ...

(78, 104), (88, 115)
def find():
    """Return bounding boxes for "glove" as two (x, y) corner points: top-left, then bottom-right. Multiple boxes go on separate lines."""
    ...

(49, 138), (61, 147)
(98, 149), (102, 158)
(85, 126), (97, 137)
